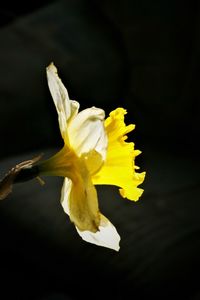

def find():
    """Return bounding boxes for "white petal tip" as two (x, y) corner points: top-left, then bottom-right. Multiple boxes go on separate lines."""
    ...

(46, 62), (57, 73)
(90, 106), (105, 120)
(76, 216), (121, 251)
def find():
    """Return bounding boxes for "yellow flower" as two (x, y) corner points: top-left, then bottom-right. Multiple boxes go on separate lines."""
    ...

(39, 63), (145, 251)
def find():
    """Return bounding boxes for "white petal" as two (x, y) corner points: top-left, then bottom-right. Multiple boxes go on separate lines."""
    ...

(69, 100), (80, 122)
(94, 127), (108, 161)
(61, 172), (100, 232)
(61, 179), (120, 250)
(46, 63), (79, 140)
(60, 177), (72, 215)
(68, 107), (108, 159)
(76, 215), (120, 251)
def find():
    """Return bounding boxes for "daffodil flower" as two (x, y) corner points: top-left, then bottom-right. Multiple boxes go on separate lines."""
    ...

(38, 63), (145, 251)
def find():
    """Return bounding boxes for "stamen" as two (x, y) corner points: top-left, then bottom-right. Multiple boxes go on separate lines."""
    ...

(36, 176), (45, 186)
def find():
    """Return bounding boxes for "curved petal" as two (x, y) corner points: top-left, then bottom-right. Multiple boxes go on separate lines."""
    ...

(92, 108), (146, 201)
(76, 214), (120, 251)
(46, 63), (79, 142)
(68, 107), (107, 160)
(61, 177), (120, 251)
(60, 159), (100, 233)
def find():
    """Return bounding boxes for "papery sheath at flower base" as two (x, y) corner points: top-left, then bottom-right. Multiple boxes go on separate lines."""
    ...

(38, 63), (146, 251)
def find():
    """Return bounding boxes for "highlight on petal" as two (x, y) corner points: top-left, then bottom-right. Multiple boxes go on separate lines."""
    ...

(46, 63), (79, 142)
(82, 150), (104, 175)
(76, 214), (120, 251)
(68, 107), (107, 160)
(61, 177), (71, 215)
(92, 108), (145, 201)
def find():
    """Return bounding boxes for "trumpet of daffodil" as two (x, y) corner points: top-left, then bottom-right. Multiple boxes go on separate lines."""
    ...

(38, 63), (145, 251)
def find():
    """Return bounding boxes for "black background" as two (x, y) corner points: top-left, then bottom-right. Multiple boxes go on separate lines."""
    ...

(0, 1), (200, 299)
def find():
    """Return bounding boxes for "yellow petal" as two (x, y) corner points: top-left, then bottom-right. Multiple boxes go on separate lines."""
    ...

(76, 214), (120, 251)
(39, 146), (101, 232)
(92, 108), (145, 201)
(60, 158), (101, 233)
(82, 150), (104, 175)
